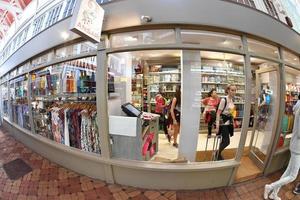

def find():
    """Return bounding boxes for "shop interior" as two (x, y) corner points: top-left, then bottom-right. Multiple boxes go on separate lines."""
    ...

(106, 49), (300, 182)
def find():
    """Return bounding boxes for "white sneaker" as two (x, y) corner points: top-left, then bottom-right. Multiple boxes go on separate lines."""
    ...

(264, 184), (272, 200)
(269, 192), (281, 200)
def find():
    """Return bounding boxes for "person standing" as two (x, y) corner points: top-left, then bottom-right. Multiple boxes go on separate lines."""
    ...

(170, 86), (181, 148)
(155, 88), (170, 142)
(215, 84), (236, 160)
(264, 94), (300, 200)
(202, 88), (219, 138)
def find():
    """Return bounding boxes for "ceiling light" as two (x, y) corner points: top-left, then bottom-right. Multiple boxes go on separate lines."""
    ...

(61, 32), (70, 40)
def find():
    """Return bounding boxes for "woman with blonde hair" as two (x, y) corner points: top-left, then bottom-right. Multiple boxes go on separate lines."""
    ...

(215, 84), (236, 160)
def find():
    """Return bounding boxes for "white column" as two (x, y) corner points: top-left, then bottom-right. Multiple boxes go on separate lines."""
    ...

(178, 50), (202, 161)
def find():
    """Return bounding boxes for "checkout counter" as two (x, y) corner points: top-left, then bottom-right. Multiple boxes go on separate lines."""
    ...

(109, 103), (159, 160)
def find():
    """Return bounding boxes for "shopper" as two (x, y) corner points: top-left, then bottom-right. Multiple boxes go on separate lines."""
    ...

(264, 94), (300, 200)
(155, 88), (170, 142)
(215, 84), (236, 160)
(202, 88), (219, 138)
(170, 86), (181, 148)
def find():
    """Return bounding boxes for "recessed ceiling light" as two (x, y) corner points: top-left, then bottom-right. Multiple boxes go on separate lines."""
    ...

(61, 32), (70, 40)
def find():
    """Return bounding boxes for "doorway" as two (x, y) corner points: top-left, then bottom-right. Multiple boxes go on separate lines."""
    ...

(235, 58), (280, 182)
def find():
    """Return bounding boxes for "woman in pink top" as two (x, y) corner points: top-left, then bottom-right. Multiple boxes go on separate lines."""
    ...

(155, 90), (171, 142)
(202, 88), (219, 138)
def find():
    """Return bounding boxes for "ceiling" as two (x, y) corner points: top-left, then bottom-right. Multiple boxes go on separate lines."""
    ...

(0, 0), (32, 39)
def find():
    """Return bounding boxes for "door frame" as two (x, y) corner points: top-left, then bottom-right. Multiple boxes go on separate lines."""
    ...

(248, 65), (281, 171)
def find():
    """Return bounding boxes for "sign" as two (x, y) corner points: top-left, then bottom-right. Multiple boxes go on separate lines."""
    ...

(70, 0), (104, 43)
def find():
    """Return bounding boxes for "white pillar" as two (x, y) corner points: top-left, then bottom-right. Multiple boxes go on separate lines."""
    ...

(178, 50), (202, 161)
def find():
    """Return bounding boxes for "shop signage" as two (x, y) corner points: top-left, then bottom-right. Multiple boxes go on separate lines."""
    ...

(70, 0), (104, 43)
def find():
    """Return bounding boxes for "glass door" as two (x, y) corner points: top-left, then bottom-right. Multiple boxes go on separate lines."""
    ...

(249, 63), (280, 170)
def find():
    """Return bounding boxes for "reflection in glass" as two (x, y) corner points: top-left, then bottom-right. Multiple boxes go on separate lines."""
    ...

(110, 30), (176, 48)
(282, 50), (300, 66)
(248, 39), (279, 59)
(197, 51), (245, 162)
(181, 30), (243, 51)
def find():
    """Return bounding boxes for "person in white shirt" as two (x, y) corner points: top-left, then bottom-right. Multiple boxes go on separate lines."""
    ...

(264, 94), (300, 200)
(215, 84), (236, 160)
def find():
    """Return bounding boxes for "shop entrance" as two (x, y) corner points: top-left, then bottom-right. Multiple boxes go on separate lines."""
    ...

(235, 58), (280, 182)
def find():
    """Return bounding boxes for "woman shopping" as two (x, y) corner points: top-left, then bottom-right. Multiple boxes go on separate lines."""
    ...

(215, 84), (236, 160)
(155, 88), (170, 142)
(170, 86), (181, 148)
(202, 88), (219, 138)
(264, 94), (300, 200)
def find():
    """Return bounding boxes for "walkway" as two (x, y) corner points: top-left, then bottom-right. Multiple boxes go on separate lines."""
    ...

(0, 129), (299, 200)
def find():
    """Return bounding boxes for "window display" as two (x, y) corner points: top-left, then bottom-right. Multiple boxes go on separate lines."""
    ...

(278, 66), (300, 150)
(30, 56), (100, 154)
(1, 82), (8, 117)
(197, 51), (245, 162)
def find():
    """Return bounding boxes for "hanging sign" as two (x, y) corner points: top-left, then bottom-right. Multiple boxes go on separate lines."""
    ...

(69, 0), (104, 43)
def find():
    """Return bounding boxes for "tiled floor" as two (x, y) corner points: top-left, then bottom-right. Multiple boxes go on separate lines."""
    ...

(0, 129), (300, 200)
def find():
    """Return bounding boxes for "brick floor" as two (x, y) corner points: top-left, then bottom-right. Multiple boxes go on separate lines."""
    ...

(0, 129), (300, 200)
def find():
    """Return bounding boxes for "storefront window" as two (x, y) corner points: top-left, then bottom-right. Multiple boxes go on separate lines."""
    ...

(110, 29), (176, 48)
(181, 30), (243, 51)
(1, 82), (8, 118)
(278, 66), (300, 150)
(30, 56), (100, 154)
(249, 58), (279, 163)
(14, 75), (30, 130)
(108, 50), (181, 161)
(55, 41), (97, 59)
(282, 50), (300, 66)
(197, 51), (245, 162)
(32, 51), (54, 68)
(248, 39), (279, 59)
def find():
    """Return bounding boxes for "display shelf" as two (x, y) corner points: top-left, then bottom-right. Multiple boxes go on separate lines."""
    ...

(202, 82), (227, 85)
(149, 71), (180, 75)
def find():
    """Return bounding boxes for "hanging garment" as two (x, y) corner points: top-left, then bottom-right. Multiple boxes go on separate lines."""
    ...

(91, 112), (101, 154)
(81, 110), (92, 152)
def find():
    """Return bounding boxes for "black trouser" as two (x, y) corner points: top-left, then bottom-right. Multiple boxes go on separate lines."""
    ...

(207, 111), (216, 136)
(157, 113), (168, 136)
(218, 125), (231, 159)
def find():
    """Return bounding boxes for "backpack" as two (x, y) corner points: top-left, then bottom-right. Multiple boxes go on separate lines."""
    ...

(265, 94), (271, 105)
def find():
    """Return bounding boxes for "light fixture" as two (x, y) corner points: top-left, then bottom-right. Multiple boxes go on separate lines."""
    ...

(61, 32), (70, 40)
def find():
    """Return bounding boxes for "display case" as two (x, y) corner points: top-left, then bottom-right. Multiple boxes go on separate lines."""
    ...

(30, 56), (101, 154)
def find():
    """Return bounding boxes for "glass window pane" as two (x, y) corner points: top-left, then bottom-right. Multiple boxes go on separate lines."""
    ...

(56, 41), (97, 59)
(248, 38), (279, 59)
(279, 66), (300, 150)
(197, 51), (245, 161)
(282, 50), (300, 66)
(1, 83), (8, 118)
(107, 50), (181, 161)
(30, 56), (100, 154)
(110, 29), (176, 48)
(181, 30), (243, 51)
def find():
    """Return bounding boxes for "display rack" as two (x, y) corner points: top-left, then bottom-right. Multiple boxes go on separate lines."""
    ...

(146, 69), (180, 112)
(200, 60), (246, 131)
(29, 56), (100, 154)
